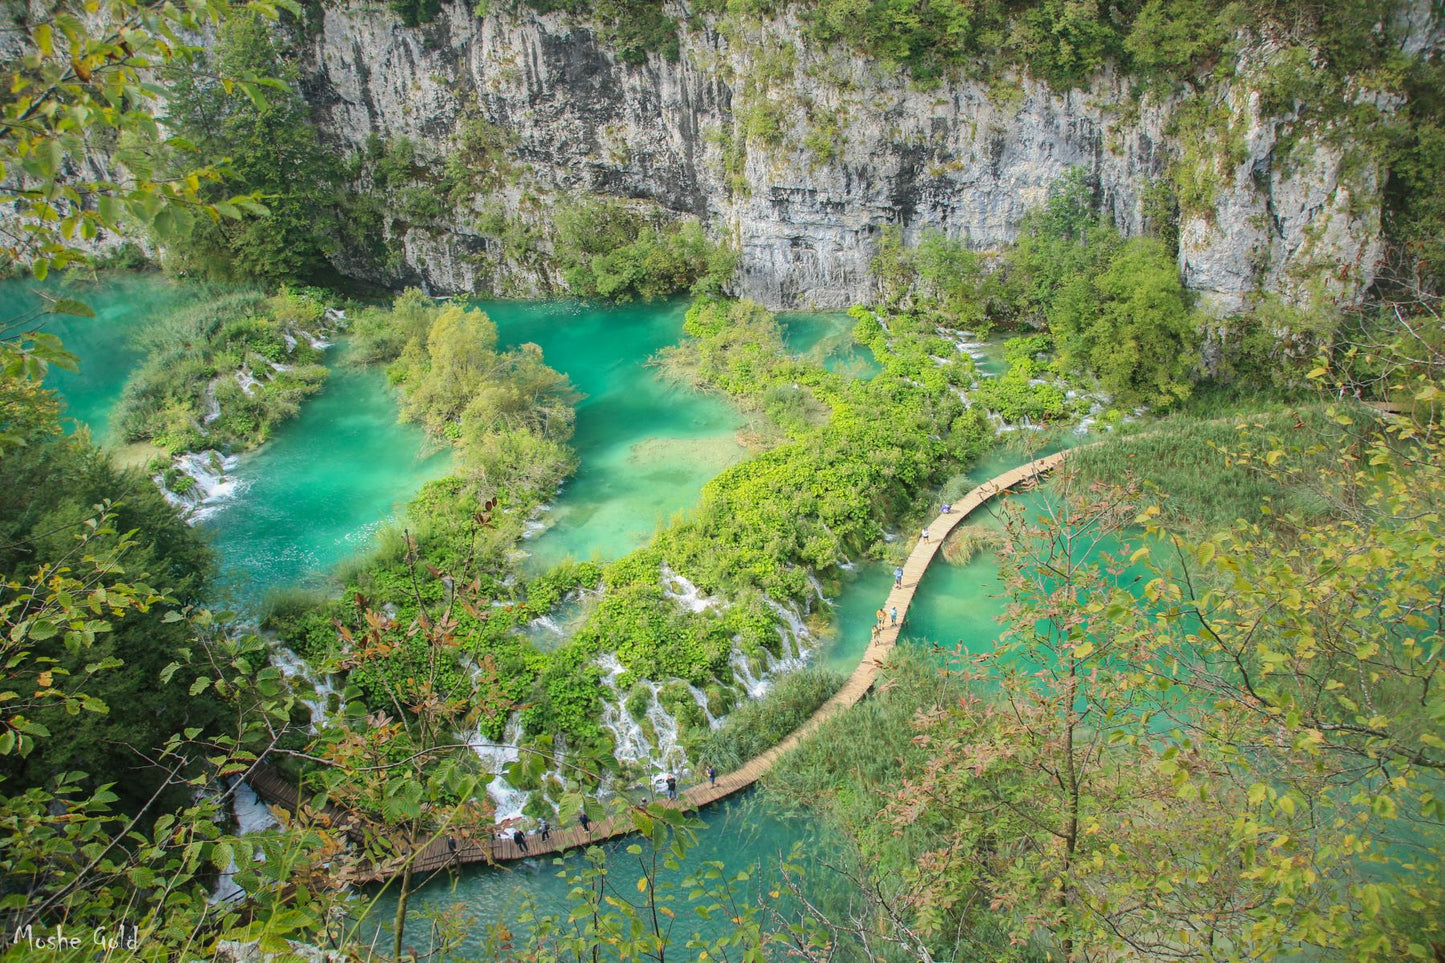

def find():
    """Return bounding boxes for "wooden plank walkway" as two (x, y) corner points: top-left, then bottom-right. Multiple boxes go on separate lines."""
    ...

(252, 451), (1068, 880)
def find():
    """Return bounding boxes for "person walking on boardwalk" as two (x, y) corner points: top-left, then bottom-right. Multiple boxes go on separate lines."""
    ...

(921, 527), (931, 543)
(666, 773), (677, 800)
(889, 605), (898, 626)
(447, 837), (457, 864)
(941, 502), (950, 514)
(579, 810), (592, 835)
(512, 828), (528, 854)
(539, 818), (550, 842)
(893, 566), (904, 587)
(706, 764), (716, 786)
(875, 607), (885, 626)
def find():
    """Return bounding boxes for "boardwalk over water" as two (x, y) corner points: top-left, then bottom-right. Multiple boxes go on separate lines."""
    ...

(252, 451), (1068, 880)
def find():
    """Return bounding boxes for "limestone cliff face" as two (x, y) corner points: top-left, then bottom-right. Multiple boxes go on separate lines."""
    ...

(301, 1), (1421, 313)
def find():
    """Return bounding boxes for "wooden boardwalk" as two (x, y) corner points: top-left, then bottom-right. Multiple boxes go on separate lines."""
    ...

(252, 452), (1068, 880)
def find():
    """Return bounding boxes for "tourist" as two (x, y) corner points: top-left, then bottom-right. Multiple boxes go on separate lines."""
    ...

(539, 818), (550, 841)
(447, 837), (457, 862)
(893, 566), (904, 586)
(579, 811), (592, 835)
(666, 773), (677, 800)
(706, 764), (716, 786)
(875, 607), (885, 625)
(941, 502), (950, 514)
(921, 528), (931, 543)
(890, 605), (898, 625)
(512, 828), (528, 854)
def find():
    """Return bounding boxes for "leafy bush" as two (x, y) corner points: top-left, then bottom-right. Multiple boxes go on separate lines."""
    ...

(553, 198), (736, 302)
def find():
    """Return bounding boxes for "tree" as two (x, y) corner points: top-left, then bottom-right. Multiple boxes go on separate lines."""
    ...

(1049, 236), (1199, 407)
(0, 0), (287, 281)
(159, 12), (342, 282)
(898, 378), (1444, 959)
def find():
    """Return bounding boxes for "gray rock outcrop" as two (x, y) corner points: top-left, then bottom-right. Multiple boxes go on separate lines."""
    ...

(299, 1), (1432, 313)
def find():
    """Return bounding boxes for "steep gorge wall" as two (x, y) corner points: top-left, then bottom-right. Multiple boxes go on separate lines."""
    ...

(302, 1), (1408, 313)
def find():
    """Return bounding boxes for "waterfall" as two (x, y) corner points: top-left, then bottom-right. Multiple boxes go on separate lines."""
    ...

(269, 646), (336, 730)
(595, 654), (688, 770)
(470, 716), (529, 824)
(210, 779), (279, 904)
(234, 367), (261, 396)
(660, 563), (722, 613)
(202, 378), (223, 426)
(154, 450), (246, 524)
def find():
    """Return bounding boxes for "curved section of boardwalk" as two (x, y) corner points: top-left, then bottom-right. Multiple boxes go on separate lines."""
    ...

(254, 451), (1068, 880)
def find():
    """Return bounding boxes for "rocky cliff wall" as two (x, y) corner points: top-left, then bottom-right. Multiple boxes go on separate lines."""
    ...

(302, 1), (1415, 313)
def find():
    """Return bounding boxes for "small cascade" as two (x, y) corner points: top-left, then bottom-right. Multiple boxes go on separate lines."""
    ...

(211, 779), (278, 904)
(686, 682), (721, 729)
(268, 361), (293, 374)
(202, 379), (223, 426)
(729, 649), (770, 698)
(521, 503), (551, 539)
(944, 330), (991, 363)
(471, 716), (529, 824)
(270, 646), (336, 729)
(234, 367), (260, 396)
(763, 596), (810, 658)
(660, 563), (723, 613)
(804, 573), (829, 607)
(595, 654), (687, 769)
(526, 614), (564, 637)
(154, 450), (246, 524)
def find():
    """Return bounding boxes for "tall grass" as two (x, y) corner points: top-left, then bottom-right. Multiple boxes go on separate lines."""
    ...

(1069, 402), (1380, 533)
(764, 647), (968, 875)
(941, 524), (1003, 565)
(692, 667), (843, 771)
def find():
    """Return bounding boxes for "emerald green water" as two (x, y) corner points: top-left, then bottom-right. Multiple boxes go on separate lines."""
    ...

(201, 362), (453, 607)
(0, 273), (192, 442)
(21, 273), (1044, 944)
(477, 299), (749, 572)
(778, 311), (881, 378)
(359, 790), (851, 957)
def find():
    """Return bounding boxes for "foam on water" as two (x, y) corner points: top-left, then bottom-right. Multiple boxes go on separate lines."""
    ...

(155, 451), (248, 523)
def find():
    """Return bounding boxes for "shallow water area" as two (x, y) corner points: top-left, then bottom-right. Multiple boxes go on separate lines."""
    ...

(778, 310), (880, 377)
(475, 299), (749, 572)
(360, 790), (841, 956)
(0, 273), (191, 442)
(200, 359), (452, 609)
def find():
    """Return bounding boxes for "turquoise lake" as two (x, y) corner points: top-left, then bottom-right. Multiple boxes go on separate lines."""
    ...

(11, 274), (1035, 946)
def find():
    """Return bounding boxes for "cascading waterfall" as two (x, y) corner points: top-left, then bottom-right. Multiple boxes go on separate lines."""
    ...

(154, 451), (247, 523)
(470, 715), (529, 824)
(270, 645), (337, 729)
(660, 563), (722, 613)
(234, 367), (261, 396)
(211, 778), (279, 904)
(202, 378), (223, 426)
